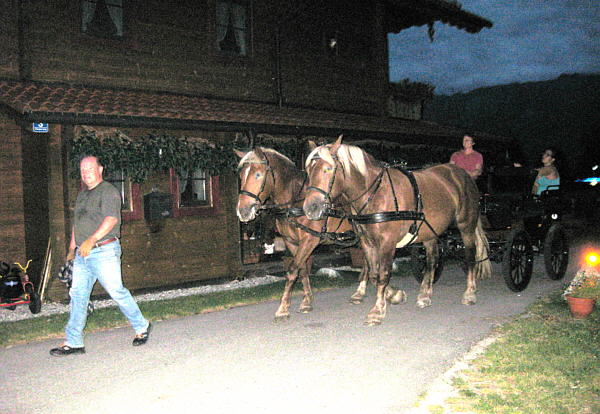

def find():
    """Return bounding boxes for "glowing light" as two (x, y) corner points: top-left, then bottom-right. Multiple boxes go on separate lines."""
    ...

(584, 250), (600, 267)
(575, 177), (600, 186)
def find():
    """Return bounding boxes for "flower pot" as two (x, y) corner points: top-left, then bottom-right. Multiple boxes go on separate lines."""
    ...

(566, 295), (596, 318)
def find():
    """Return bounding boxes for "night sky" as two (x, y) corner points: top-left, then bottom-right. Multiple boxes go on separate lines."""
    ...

(388, 0), (600, 95)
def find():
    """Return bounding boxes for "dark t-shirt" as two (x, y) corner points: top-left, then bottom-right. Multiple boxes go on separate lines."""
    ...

(74, 181), (121, 246)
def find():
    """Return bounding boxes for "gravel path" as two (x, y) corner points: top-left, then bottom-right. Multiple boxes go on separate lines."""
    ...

(0, 274), (285, 323)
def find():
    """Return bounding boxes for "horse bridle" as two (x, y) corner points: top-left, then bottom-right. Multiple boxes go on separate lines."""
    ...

(238, 154), (276, 207)
(306, 153), (340, 208)
(306, 150), (427, 232)
(306, 152), (386, 216)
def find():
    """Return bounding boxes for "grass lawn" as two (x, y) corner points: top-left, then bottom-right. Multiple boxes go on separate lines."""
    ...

(437, 292), (600, 414)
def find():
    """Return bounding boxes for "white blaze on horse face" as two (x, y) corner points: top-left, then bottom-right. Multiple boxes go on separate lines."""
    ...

(241, 164), (251, 186)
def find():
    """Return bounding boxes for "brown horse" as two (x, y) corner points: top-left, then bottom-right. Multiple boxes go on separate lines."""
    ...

(303, 137), (491, 325)
(236, 147), (402, 321)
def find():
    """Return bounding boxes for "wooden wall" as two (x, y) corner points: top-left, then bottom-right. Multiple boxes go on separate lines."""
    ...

(0, 0), (19, 78)
(44, 126), (243, 301)
(0, 114), (27, 270)
(4, 0), (388, 114)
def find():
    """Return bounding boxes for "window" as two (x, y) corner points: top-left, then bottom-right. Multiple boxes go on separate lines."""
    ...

(82, 0), (123, 39)
(169, 169), (221, 217)
(178, 168), (208, 207)
(105, 170), (142, 221)
(216, 1), (249, 56)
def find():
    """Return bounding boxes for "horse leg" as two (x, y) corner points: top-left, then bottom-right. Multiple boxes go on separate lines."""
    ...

(297, 238), (320, 313)
(365, 245), (397, 325)
(417, 239), (440, 308)
(350, 243), (378, 303)
(274, 236), (319, 321)
(349, 263), (369, 304)
(274, 242), (300, 321)
(461, 242), (477, 305)
(385, 283), (407, 305)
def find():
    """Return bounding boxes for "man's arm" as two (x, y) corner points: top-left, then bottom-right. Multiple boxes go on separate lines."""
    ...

(470, 162), (483, 179)
(78, 216), (119, 257)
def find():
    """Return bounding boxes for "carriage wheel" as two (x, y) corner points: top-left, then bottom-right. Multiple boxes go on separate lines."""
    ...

(410, 242), (444, 284)
(543, 224), (569, 280)
(502, 229), (533, 292)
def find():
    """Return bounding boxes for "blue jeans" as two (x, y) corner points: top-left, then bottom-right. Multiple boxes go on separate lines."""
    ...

(65, 240), (148, 348)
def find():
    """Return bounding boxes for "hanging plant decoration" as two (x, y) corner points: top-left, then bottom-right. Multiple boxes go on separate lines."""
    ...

(69, 129), (239, 183)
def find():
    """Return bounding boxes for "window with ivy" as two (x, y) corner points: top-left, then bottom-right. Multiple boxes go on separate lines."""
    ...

(178, 168), (209, 207)
(105, 169), (130, 209)
(216, 0), (249, 56)
(81, 0), (123, 39)
(104, 169), (142, 220)
(169, 169), (221, 218)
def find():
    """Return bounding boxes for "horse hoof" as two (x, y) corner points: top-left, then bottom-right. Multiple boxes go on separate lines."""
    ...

(364, 318), (382, 326)
(298, 305), (313, 313)
(349, 298), (363, 305)
(462, 298), (477, 306)
(388, 290), (407, 305)
(416, 298), (432, 308)
(273, 314), (290, 323)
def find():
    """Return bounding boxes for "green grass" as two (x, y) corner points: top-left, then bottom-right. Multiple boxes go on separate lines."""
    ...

(0, 271), (359, 348)
(445, 293), (600, 414)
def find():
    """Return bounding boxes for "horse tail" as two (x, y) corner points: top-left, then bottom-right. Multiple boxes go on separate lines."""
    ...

(474, 217), (492, 279)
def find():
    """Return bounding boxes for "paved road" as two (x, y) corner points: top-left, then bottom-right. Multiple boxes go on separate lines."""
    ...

(0, 235), (590, 414)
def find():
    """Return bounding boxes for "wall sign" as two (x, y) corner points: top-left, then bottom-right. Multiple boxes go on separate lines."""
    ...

(32, 123), (49, 133)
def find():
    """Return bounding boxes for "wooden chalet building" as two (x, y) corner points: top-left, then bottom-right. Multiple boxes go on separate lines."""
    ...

(0, 0), (503, 300)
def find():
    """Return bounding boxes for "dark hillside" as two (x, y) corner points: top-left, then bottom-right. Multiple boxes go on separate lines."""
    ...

(423, 73), (600, 178)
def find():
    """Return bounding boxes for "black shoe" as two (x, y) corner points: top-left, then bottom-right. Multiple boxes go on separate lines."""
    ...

(133, 322), (152, 346)
(50, 345), (86, 357)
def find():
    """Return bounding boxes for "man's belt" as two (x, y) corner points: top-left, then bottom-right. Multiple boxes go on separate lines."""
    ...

(94, 237), (119, 248)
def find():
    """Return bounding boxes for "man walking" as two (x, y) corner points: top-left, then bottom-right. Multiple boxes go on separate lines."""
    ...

(50, 155), (151, 356)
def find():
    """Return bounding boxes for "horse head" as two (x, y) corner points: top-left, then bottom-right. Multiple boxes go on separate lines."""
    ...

(235, 146), (274, 222)
(303, 135), (346, 220)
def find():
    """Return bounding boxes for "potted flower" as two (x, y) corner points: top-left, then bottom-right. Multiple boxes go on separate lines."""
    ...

(563, 268), (600, 318)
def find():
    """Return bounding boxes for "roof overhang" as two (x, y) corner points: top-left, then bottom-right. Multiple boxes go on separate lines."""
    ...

(385, 0), (493, 34)
(0, 79), (509, 147)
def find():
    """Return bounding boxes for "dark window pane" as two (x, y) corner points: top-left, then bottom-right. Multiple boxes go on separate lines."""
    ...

(216, 1), (248, 56)
(179, 169), (208, 207)
(82, 0), (123, 39)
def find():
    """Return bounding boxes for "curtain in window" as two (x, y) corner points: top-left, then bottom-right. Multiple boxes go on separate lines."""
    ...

(216, 2), (229, 45)
(180, 169), (206, 201)
(82, 0), (123, 37)
(216, 1), (247, 55)
(231, 3), (247, 55)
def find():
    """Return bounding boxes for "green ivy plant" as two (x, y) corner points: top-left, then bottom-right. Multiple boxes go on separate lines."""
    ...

(69, 130), (239, 183)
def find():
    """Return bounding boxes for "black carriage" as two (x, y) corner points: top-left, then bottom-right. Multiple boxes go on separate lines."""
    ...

(411, 165), (570, 291)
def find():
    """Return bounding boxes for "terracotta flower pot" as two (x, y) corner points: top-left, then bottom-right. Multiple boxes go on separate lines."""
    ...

(566, 295), (596, 318)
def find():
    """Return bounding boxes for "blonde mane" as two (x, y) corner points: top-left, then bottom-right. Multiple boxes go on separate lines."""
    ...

(238, 147), (294, 170)
(306, 143), (369, 176)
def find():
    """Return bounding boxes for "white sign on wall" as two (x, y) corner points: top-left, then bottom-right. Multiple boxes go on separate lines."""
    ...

(32, 123), (49, 133)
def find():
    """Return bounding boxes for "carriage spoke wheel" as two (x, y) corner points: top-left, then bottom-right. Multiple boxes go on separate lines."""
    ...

(502, 229), (533, 292)
(543, 223), (569, 280)
(410, 241), (444, 284)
